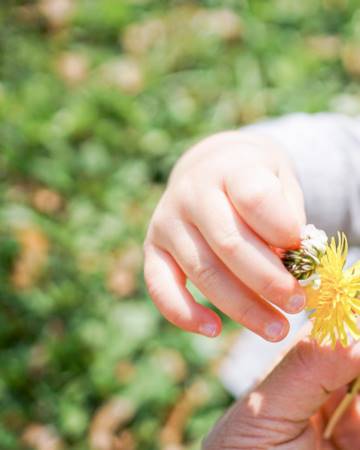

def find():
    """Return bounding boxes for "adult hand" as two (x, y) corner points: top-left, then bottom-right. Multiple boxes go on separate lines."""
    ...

(204, 340), (360, 449)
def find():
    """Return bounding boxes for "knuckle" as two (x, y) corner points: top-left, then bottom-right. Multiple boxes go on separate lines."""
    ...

(234, 302), (258, 325)
(239, 185), (270, 213)
(148, 217), (164, 242)
(215, 229), (242, 256)
(192, 262), (218, 289)
(234, 170), (281, 215)
(175, 178), (194, 198)
(173, 179), (197, 210)
(260, 275), (294, 301)
(150, 215), (181, 243)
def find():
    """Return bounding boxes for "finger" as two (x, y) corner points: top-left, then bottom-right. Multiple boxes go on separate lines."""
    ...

(278, 163), (307, 227)
(154, 220), (289, 342)
(225, 166), (302, 249)
(309, 414), (333, 450)
(187, 189), (305, 314)
(317, 389), (360, 449)
(329, 395), (360, 449)
(144, 244), (221, 337)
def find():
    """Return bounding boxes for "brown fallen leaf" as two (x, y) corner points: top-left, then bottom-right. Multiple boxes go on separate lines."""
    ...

(5, 184), (30, 203)
(15, 4), (40, 24)
(151, 349), (187, 384)
(106, 245), (143, 298)
(122, 19), (166, 55)
(114, 430), (136, 450)
(12, 227), (49, 290)
(22, 423), (64, 450)
(192, 8), (243, 41)
(160, 379), (211, 448)
(100, 58), (144, 95)
(89, 397), (136, 450)
(38, 0), (74, 29)
(28, 343), (49, 375)
(56, 53), (89, 86)
(115, 360), (136, 384)
(306, 35), (341, 60)
(32, 188), (63, 215)
(342, 43), (360, 78)
(107, 268), (136, 298)
(117, 245), (143, 272)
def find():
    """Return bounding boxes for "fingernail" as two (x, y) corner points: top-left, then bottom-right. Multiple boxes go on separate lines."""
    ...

(287, 294), (306, 313)
(199, 323), (218, 338)
(265, 321), (286, 341)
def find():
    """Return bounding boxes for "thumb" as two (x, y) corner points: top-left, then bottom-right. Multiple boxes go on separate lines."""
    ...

(205, 340), (360, 449)
(254, 340), (360, 424)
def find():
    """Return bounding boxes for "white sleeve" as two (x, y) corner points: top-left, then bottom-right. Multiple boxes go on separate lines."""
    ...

(247, 113), (360, 245)
(220, 113), (360, 398)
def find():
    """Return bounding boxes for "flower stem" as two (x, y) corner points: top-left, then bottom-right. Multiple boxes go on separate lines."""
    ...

(324, 375), (360, 440)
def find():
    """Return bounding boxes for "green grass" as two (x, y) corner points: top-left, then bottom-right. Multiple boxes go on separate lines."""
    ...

(1, 0), (360, 448)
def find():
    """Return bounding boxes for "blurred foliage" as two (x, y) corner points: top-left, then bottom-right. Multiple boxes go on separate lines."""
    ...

(1, 0), (360, 448)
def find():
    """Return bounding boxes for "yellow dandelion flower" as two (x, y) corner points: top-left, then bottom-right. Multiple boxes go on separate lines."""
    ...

(306, 233), (360, 348)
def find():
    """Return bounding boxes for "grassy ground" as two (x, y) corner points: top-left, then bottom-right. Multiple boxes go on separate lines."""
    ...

(1, 0), (360, 448)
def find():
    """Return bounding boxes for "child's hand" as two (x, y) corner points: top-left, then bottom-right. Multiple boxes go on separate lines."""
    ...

(144, 131), (306, 341)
